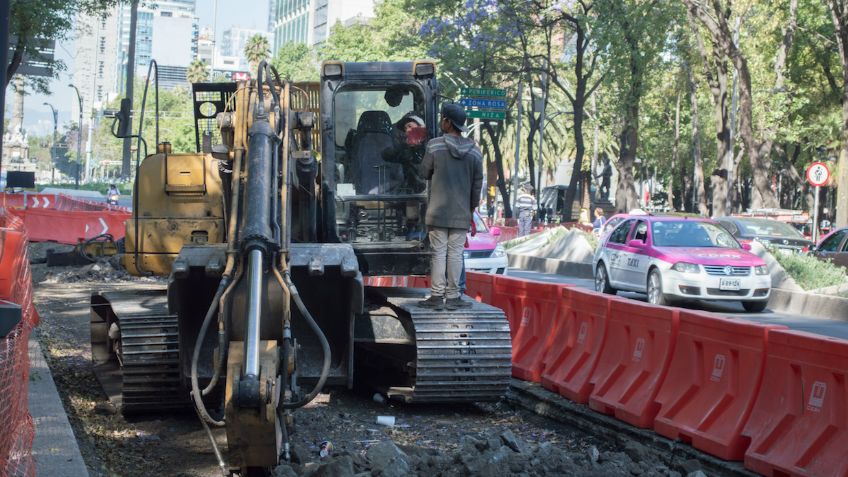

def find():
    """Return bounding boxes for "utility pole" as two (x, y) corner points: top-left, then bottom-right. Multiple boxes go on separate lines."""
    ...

(69, 84), (83, 189)
(43, 102), (58, 183)
(121, 0), (139, 180)
(0, 0), (10, 181)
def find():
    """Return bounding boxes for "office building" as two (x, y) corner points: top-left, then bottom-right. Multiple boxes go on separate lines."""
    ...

(73, 9), (120, 117)
(271, 0), (375, 54)
(218, 27), (268, 71)
(116, 0), (198, 92)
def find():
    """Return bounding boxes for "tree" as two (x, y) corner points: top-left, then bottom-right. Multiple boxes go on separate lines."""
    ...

(544, 0), (604, 220)
(186, 59), (209, 83)
(594, 0), (681, 212)
(244, 34), (270, 73)
(683, 0), (780, 209)
(827, 0), (848, 227)
(6, 0), (116, 92)
(273, 43), (318, 81)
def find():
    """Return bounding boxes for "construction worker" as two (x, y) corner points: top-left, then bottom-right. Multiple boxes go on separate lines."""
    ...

(516, 186), (535, 237)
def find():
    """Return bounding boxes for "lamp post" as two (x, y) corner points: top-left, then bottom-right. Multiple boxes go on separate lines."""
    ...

(68, 84), (83, 189)
(43, 102), (58, 184)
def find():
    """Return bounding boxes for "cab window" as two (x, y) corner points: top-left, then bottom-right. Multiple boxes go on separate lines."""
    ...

(631, 221), (648, 243)
(819, 230), (847, 252)
(609, 220), (634, 245)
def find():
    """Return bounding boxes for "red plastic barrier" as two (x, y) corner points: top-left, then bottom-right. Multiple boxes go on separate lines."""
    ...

(588, 300), (679, 428)
(0, 194), (25, 209)
(15, 208), (129, 244)
(0, 209), (38, 477)
(464, 271), (495, 303)
(742, 330), (848, 477)
(489, 275), (566, 382)
(653, 311), (786, 461)
(539, 287), (613, 403)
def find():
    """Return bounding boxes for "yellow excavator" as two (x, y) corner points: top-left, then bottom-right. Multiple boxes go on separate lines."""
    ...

(89, 59), (511, 476)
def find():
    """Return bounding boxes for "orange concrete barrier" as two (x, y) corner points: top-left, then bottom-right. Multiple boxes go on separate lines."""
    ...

(490, 276), (565, 382)
(653, 311), (786, 460)
(15, 208), (129, 244)
(742, 329), (848, 476)
(588, 300), (679, 428)
(539, 287), (612, 403)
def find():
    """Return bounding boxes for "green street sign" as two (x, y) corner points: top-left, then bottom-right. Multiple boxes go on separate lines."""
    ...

(466, 110), (506, 120)
(461, 87), (506, 98)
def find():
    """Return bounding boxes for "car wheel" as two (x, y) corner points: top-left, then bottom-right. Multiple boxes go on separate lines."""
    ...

(594, 264), (616, 295)
(742, 300), (768, 313)
(647, 269), (669, 306)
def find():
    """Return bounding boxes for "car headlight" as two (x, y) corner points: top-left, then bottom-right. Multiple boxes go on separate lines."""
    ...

(755, 265), (769, 275)
(491, 245), (506, 258)
(671, 262), (700, 273)
(462, 251), (470, 259)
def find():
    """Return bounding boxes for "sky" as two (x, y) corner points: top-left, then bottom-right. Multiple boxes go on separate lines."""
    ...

(7, 0), (270, 138)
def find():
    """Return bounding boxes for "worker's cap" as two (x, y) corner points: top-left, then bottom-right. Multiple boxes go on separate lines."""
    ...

(400, 113), (425, 127)
(440, 102), (467, 133)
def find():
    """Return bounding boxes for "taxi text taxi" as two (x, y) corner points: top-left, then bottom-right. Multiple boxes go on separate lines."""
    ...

(593, 216), (771, 312)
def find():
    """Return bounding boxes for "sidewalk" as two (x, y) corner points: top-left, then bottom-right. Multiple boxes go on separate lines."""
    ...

(28, 337), (89, 477)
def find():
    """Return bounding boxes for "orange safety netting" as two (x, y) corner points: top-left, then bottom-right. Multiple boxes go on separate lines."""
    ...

(0, 208), (37, 477)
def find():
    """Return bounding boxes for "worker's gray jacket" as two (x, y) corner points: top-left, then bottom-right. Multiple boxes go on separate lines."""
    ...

(420, 135), (484, 229)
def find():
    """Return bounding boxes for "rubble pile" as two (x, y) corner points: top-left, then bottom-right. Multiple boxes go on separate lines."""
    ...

(275, 432), (696, 477)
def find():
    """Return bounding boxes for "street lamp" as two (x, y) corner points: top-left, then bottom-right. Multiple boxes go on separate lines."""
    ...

(68, 83), (83, 189)
(42, 102), (58, 184)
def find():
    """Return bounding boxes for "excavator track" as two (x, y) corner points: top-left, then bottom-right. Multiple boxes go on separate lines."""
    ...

(91, 289), (189, 414)
(363, 287), (512, 403)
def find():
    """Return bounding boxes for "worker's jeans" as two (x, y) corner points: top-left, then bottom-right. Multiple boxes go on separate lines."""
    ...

(429, 227), (466, 299)
(518, 210), (533, 236)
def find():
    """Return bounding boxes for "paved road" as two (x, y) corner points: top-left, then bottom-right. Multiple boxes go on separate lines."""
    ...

(508, 269), (848, 340)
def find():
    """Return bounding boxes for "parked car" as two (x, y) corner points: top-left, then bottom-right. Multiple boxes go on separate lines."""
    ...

(593, 216), (771, 312)
(464, 211), (508, 274)
(809, 227), (848, 268)
(713, 216), (812, 255)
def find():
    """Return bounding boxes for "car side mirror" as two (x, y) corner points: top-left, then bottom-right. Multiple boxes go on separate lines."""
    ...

(627, 239), (644, 248)
(490, 227), (501, 236)
(740, 242), (752, 251)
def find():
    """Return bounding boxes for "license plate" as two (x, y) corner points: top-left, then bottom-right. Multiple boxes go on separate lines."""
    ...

(778, 248), (793, 256)
(719, 278), (741, 290)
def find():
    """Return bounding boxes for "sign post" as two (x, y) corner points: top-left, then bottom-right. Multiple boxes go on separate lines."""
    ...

(806, 161), (831, 243)
(460, 87), (507, 212)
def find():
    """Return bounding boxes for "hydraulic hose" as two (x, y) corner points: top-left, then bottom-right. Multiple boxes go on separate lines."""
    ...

(281, 271), (331, 409)
(191, 277), (231, 427)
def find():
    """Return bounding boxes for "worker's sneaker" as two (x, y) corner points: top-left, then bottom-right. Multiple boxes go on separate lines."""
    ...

(418, 295), (444, 309)
(444, 297), (473, 310)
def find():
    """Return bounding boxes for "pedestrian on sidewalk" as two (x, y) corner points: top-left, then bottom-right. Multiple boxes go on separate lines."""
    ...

(592, 207), (607, 235)
(418, 103), (483, 311)
(516, 186), (535, 237)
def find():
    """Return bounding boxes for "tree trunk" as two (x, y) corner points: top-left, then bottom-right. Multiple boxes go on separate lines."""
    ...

(561, 23), (591, 222)
(484, 122), (513, 218)
(828, 0), (848, 227)
(686, 64), (708, 216)
(616, 100), (640, 212)
(670, 91), (680, 211)
(688, 10), (730, 217)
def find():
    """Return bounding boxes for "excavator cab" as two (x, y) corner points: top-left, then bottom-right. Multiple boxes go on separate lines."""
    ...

(317, 61), (438, 276)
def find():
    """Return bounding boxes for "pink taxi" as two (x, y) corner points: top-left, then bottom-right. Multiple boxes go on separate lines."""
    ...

(593, 216), (771, 312)
(464, 212), (508, 274)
